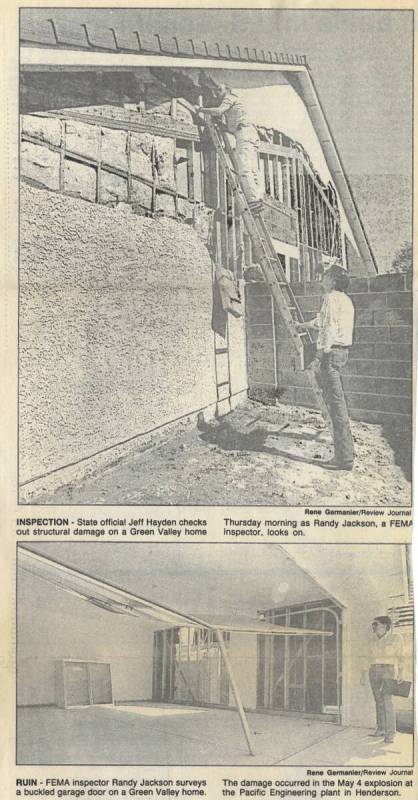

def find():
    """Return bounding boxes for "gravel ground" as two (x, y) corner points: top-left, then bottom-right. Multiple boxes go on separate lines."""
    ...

(33, 401), (411, 506)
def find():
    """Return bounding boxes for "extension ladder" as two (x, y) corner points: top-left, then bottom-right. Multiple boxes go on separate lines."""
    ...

(203, 117), (330, 426)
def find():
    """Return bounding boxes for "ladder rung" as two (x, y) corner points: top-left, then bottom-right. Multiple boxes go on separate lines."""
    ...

(206, 119), (330, 424)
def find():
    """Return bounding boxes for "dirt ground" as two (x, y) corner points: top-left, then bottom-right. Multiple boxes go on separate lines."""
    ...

(34, 401), (411, 506)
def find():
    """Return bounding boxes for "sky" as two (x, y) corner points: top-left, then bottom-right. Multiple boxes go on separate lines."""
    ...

(21, 7), (413, 177)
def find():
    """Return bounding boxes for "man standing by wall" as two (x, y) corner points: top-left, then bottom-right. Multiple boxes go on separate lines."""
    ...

(296, 264), (355, 470)
(199, 82), (264, 211)
(365, 616), (404, 744)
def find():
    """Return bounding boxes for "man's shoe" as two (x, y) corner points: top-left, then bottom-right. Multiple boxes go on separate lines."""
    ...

(384, 737), (395, 744)
(320, 459), (353, 471)
(369, 730), (385, 737)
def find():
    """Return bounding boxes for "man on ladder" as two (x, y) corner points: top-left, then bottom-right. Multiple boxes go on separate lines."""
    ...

(198, 82), (265, 213)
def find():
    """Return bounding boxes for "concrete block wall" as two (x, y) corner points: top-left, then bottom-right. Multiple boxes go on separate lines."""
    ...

(246, 272), (412, 426)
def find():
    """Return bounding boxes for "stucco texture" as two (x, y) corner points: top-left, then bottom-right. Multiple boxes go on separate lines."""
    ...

(19, 182), (234, 483)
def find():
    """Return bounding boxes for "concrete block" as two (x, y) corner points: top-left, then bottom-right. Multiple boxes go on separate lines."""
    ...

(249, 368), (278, 385)
(295, 296), (322, 313)
(374, 343), (411, 361)
(342, 376), (377, 395)
(390, 326), (412, 343)
(351, 292), (387, 309)
(246, 296), (273, 324)
(355, 326), (390, 343)
(349, 343), (376, 359)
(346, 392), (412, 415)
(355, 309), (373, 325)
(277, 385), (296, 403)
(248, 386), (277, 405)
(349, 408), (410, 425)
(369, 273), (406, 292)
(375, 378), (411, 397)
(245, 282), (270, 298)
(385, 291), (412, 308)
(349, 278), (369, 293)
(247, 322), (274, 340)
(373, 308), (412, 326)
(277, 369), (309, 388)
(293, 386), (318, 409)
(247, 344), (275, 371)
(345, 359), (412, 379)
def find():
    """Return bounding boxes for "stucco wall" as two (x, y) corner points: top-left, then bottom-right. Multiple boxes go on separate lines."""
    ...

(19, 182), (247, 483)
(17, 571), (154, 706)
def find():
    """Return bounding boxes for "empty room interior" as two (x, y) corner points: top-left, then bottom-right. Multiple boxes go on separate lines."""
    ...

(17, 542), (413, 766)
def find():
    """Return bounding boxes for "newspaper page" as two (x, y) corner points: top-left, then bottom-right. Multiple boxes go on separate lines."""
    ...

(0, 2), (416, 800)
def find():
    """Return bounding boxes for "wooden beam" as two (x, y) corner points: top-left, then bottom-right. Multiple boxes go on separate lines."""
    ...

(215, 628), (255, 757)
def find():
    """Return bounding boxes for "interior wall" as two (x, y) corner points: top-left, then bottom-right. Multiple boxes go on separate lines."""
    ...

(17, 571), (155, 706)
(280, 545), (411, 729)
(19, 181), (248, 484)
(228, 633), (258, 710)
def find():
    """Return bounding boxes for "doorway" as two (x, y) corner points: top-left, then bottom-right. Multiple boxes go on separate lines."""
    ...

(256, 601), (342, 721)
(153, 627), (230, 706)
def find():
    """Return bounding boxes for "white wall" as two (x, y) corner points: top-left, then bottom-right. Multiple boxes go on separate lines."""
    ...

(227, 633), (258, 710)
(281, 545), (410, 729)
(17, 571), (155, 706)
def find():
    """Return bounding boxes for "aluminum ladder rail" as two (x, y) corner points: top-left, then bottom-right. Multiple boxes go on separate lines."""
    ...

(203, 116), (330, 426)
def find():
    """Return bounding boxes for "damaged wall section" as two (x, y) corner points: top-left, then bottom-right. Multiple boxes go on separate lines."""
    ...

(19, 182), (247, 485)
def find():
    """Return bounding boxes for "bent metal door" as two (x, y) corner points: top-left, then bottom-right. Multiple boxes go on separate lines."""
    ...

(89, 662), (112, 704)
(63, 660), (113, 707)
(64, 661), (90, 706)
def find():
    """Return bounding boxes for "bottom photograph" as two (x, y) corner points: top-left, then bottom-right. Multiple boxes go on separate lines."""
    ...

(16, 542), (414, 766)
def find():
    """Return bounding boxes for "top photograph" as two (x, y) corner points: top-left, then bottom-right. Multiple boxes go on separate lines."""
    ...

(18, 8), (413, 507)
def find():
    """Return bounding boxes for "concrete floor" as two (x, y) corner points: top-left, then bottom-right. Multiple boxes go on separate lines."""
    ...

(31, 402), (411, 506)
(17, 703), (413, 766)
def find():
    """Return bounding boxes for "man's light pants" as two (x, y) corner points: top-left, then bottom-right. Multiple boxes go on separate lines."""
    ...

(234, 125), (263, 203)
(369, 664), (396, 739)
(318, 348), (354, 467)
